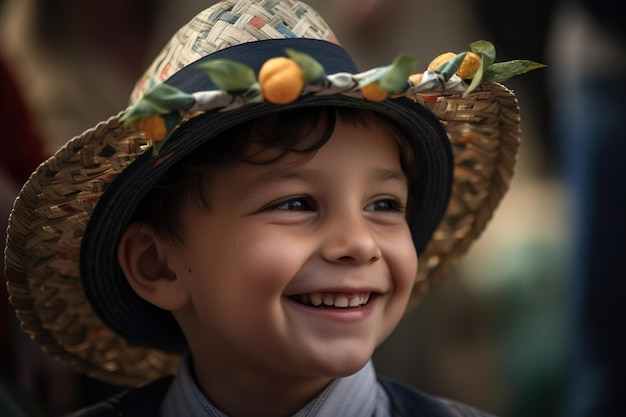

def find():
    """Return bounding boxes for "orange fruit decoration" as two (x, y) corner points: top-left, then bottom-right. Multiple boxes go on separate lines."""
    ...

(456, 52), (481, 79)
(360, 82), (388, 101)
(259, 57), (304, 104)
(427, 52), (456, 73)
(408, 73), (423, 86)
(428, 51), (482, 79)
(139, 115), (168, 141)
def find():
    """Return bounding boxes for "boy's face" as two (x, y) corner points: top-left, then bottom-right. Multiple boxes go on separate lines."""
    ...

(168, 115), (417, 386)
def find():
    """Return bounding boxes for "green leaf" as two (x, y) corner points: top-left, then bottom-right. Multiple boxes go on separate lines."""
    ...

(121, 100), (158, 124)
(121, 84), (194, 124)
(196, 59), (257, 92)
(163, 111), (181, 132)
(240, 85), (263, 103)
(463, 57), (485, 96)
(434, 52), (466, 81)
(143, 84), (195, 110)
(469, 40), (496, 67)
(285, 48), (327, 83)
(483, 60), (546, 82)
(378, 54), (418, 92)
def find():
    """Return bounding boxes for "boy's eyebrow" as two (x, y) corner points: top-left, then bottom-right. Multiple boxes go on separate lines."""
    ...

(368, 167), (407, 184)
(242, 169), (325, 194)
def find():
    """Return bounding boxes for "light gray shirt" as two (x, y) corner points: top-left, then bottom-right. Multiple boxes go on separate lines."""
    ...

(160, 357), (392, 417)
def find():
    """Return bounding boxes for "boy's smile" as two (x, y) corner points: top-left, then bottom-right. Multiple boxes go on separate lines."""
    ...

(161, 113), (418, 408)
(288, 291), (371, 308)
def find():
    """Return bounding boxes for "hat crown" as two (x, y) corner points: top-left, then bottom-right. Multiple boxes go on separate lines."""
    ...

(130, 0), (338, 104)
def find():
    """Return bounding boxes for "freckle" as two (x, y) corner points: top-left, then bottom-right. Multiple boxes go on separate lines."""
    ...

(188, 268), (192, 273)
(232, 243), (236, 248)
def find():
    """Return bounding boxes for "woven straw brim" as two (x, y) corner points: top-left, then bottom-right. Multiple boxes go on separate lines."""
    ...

(412, 82), (520, 305)
(4, 81), (519, 386)
(4, 119), (180, 387)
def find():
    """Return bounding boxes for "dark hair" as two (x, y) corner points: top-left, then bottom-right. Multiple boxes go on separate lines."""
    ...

(133, 106), (418, 242)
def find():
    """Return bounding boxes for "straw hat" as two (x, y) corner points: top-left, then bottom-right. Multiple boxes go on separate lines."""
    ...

(4, 0), (542, 386)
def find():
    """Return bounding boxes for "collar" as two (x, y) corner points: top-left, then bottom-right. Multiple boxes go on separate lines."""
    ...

(160, 356), (391, 417)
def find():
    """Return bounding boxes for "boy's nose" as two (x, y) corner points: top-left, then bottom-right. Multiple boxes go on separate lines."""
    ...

(320, 214), (382, 265)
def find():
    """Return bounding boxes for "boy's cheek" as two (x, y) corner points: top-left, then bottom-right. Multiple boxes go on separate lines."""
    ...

(390, 236), (418, 288)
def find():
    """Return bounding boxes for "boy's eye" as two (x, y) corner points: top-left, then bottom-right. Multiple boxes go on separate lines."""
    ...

(364, 198), (404, 212)
(273, 197), (316, 211)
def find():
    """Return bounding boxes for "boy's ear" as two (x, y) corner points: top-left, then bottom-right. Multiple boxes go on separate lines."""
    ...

(117, 222), (189, 311)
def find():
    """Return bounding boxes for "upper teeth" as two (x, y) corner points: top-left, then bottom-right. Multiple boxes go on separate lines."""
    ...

(296, 292), (370, 308)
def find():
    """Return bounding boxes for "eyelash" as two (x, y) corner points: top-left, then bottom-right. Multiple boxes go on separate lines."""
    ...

(272, 196), (317, 211)
(269, 196), (405, 212)
(365, 198), (405, 213)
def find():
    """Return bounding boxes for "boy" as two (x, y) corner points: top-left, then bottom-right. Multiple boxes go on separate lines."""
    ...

(3, 0), (542, 415)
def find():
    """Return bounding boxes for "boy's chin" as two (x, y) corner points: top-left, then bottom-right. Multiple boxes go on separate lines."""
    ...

(301, 333), (393, 378)
(305, 351), (373, 378)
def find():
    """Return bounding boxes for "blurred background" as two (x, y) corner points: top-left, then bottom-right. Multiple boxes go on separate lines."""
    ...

(1, 0), (623, 416)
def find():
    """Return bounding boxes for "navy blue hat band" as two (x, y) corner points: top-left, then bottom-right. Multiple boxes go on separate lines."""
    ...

(166, 38), (358, 94)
